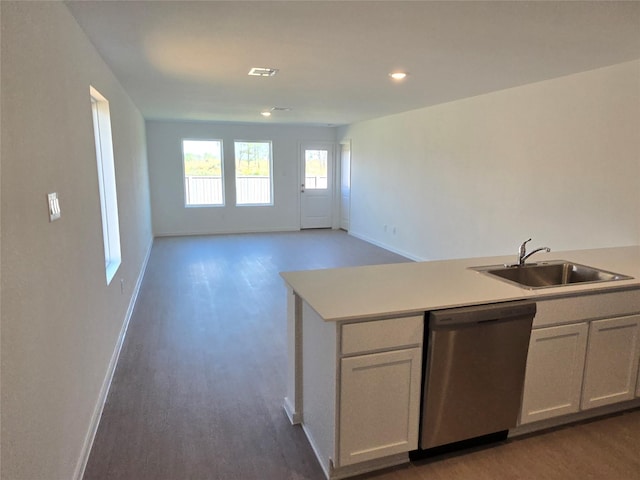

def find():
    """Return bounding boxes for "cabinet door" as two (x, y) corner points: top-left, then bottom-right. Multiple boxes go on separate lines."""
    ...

(520, 323), (588, 424)
(637, 360), (640, 398)
(338, 348), (421, 467)
(582, 315), (640, 410)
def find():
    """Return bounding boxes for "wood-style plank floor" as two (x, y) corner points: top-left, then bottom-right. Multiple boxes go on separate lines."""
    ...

(83, 231), (640, 480)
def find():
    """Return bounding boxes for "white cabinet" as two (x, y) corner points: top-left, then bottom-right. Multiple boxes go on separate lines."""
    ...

(520, 322), (588, 424)
(519, 290), (640, 429)
(339, 348), (421, 466)
(338, 316), (423, 468)
(298, 308), (423, 479)
(581, 315), (640, 410)
(519, 300), (640, 429)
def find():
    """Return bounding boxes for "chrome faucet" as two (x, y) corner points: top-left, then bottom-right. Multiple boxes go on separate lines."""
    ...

(518, 238), (551, 266)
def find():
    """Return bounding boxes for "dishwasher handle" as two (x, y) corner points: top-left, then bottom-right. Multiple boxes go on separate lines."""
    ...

(429, 300), (536, 327)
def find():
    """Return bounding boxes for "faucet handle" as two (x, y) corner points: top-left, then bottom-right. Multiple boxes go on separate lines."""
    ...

(518, 238), (532, 266)
(519, 238), (532, 255)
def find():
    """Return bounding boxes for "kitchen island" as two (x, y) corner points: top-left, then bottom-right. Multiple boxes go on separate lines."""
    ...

(281, 246), (640, 480)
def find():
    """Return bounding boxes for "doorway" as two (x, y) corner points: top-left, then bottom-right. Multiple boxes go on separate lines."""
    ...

(339, 141), (351, 231)
(300, 143), (334, 229)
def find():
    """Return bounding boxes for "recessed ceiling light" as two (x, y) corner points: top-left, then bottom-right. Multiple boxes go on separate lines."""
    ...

(389, 72), (408, 80)
(249, 67), (279, 77)
(261, 111), (272, 117)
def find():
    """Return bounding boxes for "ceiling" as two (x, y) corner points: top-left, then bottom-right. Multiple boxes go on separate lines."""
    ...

(65, 1), (640, 126)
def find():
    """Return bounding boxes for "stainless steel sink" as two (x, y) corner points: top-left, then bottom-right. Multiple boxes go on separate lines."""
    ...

(472, 260), (633, 289)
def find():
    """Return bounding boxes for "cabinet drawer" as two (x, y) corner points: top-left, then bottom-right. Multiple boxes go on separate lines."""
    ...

(341, 315), (423, 355)
(534, 289), (640, 328)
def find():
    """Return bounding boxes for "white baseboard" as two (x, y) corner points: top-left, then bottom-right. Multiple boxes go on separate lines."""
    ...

(301, 422), (332, 480)
(283, 397), (302, 425)
(348, 231), (425, 262)
(73, 238), (154, 480)
(154, 226), (301, 237)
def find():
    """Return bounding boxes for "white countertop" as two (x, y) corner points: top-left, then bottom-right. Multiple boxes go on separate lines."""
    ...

(280, 246), (640, 322)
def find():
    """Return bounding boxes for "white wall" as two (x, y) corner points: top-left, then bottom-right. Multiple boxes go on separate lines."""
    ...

(1, 3), (152, 479)
(339, 60), (640, 261)
(147, 120), (336, 236)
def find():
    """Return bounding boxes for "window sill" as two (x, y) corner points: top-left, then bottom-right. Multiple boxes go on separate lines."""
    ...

(106, 259), (121, 286)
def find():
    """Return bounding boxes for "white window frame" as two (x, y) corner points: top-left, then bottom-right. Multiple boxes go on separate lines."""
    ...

(233, 140), (274, 206)
(181, 139), (225, 207)
(90, 86), (121, 285)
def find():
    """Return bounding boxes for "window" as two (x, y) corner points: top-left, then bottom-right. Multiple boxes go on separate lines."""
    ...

(90, 86), (121, 285)
(234, 141), (273, 205)
(182, 140), (224, 206)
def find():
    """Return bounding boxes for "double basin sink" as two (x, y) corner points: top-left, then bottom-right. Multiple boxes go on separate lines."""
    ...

(472, 260), (633, 290)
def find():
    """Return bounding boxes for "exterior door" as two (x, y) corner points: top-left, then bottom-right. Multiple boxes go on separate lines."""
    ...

(339, 141), (351, 231)
(300, 143), (334, 229)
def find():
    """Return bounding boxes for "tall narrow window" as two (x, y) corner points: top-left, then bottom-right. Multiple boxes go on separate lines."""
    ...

(90, 86), (121, 285)
(234, 141), (273, 205)
(182, 139), (224, 206)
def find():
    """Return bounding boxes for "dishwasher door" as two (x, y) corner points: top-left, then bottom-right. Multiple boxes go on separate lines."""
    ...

(420, 301), (536, 450)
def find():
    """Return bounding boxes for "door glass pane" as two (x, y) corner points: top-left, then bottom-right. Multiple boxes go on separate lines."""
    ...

(305, 149), (328, 190)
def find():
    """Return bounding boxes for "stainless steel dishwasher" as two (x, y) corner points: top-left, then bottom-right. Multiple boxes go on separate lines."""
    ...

(419, 300), (536, 451)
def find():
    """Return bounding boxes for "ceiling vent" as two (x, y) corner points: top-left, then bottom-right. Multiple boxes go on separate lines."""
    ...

(248, 67), (279, 77)
(271, 106), (292, 112)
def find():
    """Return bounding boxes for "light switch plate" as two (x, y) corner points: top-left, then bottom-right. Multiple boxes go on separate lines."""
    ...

(48, 192), (61, 222)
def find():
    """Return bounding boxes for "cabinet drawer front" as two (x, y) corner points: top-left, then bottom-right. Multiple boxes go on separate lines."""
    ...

(534, 289), (640, 328)
(341, 316), (423, 355)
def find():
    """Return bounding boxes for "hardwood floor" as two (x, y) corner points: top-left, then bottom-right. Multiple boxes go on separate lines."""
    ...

(83, 231), (640, 480)
(356, 410), (640, 480)
(83, 230), (410, 480)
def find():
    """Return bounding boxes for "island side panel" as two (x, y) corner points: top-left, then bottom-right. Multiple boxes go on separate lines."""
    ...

(284, 286), (303, 424)
(302, 301), (338, 479)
